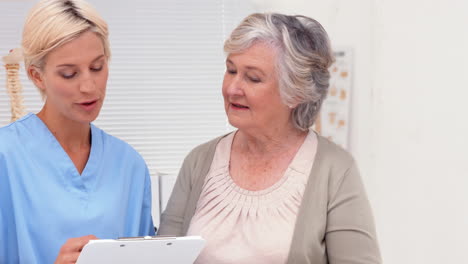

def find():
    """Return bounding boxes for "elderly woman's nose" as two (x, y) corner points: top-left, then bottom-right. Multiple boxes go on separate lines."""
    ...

(225, 77), (243, 96)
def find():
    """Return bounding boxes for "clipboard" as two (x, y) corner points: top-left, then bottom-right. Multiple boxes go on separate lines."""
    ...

(76, 236), (205, 264)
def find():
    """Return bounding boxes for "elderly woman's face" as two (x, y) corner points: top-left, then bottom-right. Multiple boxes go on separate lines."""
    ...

(222, 42), (290, 132)
(31, 31), (108, 124)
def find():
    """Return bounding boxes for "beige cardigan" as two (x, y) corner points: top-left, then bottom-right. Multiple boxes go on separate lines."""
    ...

(159, 133), (381, 264)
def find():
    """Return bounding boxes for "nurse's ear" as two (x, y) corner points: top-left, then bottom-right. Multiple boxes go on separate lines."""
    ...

(28, 66), (46, 94)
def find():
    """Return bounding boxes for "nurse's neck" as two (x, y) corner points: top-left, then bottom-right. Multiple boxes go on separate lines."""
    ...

(36, 107), (91, 157)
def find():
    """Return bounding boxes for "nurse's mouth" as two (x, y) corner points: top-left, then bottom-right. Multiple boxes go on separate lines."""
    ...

(78, 100), (98, 111)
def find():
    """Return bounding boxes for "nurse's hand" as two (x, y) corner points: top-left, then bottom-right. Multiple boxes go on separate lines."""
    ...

(54, 235), (97, 264)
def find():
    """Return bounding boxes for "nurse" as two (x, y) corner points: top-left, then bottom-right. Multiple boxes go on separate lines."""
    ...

(0, 0), (154, 263)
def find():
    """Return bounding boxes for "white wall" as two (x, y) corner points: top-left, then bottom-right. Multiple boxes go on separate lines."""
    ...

(256, 0), (468, 263)
(372, 0), (468, 263)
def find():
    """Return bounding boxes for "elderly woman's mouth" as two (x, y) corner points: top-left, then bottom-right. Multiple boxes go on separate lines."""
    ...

(231, 103), (249, 109)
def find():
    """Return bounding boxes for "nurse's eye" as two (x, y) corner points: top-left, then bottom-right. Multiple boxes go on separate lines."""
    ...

(61, 72), (77, 79)
(90, 66), (103, 72)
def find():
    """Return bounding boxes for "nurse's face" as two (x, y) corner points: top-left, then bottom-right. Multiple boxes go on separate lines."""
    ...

(31, 30), (108, 124)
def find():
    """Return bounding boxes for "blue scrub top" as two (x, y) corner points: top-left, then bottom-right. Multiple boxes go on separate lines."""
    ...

(0, 113), (155, 264)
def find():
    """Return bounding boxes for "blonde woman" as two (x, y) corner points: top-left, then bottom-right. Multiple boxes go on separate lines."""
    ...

(159, 13), (381, 263)
(0, 1), (154, 263)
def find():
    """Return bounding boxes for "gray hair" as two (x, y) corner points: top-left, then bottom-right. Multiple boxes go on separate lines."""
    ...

(224, 13), (334, 131)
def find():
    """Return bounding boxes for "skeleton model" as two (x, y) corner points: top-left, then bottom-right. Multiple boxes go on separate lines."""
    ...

(2, 48), (26, 122)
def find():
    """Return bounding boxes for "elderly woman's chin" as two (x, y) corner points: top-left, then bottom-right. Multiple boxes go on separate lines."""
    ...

(226, 117), (241, 129)
(225, 113), (250, 130)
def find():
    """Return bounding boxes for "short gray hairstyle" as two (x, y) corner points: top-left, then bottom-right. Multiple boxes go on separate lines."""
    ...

(224, 13), (334, 131)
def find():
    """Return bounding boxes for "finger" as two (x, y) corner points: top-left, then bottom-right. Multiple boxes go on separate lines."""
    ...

(56, 251), (81, 264)
(84, 234), (98, 240)
(56, 237), (94, 264)
(77, 235), (98, 252)
(62, 235), (98, 253)
(66, 252), (81, 263)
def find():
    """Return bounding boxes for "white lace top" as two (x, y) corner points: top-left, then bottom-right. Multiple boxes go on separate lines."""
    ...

(187, 131), (318, 264)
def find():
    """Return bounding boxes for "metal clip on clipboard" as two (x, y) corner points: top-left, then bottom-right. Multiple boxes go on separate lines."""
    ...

(117, 235), (176, 241)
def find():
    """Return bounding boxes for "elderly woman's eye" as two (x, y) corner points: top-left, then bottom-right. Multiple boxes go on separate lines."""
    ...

(248, 76), (261, 83)
(227, 69), (237, 74)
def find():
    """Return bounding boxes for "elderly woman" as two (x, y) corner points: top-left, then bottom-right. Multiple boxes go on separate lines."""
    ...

(0, 1), (154, 263)
(159, 13), (381, 264)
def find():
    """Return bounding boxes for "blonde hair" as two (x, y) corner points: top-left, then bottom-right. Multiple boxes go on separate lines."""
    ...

(224, 13), (334, 131)
(22, 0), (110, 97)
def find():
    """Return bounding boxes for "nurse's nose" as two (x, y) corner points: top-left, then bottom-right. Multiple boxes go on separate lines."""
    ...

(79, 73), (96, 93)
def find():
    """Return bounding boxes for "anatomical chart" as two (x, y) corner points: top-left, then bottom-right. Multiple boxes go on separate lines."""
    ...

(314, 49), (352, 149)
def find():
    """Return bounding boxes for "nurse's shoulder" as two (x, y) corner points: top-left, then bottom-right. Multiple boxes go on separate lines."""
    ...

(92, 124), (147, 165)
(0, 114), (33, 154)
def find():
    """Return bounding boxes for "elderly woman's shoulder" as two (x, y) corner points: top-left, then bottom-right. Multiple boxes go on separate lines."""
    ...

(186, 134), (227, 159)
(183, 133), (233, 166)
(315, 134), (356, 169)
